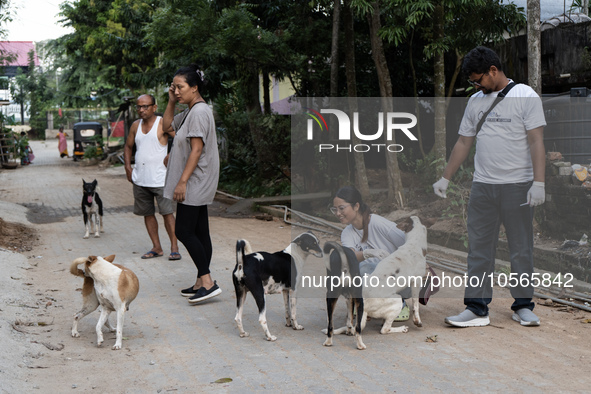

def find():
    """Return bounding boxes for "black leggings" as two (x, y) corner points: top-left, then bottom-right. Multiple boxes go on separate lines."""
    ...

(175, 203), (212, 278)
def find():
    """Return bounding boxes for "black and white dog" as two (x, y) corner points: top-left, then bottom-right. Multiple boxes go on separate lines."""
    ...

(82, 179), (103, 239)
(233, 232), (323, 341)
(322, 242), (364, 349)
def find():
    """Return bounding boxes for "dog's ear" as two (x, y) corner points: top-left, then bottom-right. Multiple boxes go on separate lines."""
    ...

(92, 179), (98, 186)
(87, 256), (97, 265)
(82, 178), (85, 184)
(396, 217), (414, 232)
(419, 216), (437, 228)
(103, 254), (116, 263)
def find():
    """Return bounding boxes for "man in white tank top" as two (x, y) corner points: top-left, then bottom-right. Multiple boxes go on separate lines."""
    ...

(124, 94), (180, 260)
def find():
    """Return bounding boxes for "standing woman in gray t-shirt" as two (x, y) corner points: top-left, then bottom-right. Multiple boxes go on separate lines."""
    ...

(162, 64), (221, 304)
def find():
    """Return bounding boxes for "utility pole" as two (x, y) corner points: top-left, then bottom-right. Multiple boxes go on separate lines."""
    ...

(527, 0), (542, 95)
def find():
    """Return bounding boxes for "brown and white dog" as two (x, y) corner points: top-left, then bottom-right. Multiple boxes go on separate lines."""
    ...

(70, 255), (139, 350)
(326, 216), (429, 350)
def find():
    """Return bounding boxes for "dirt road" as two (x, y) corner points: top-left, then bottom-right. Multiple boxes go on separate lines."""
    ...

(0, 139), (590, 392)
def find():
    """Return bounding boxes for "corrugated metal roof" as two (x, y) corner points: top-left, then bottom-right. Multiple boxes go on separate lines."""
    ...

(0, 41), (39, 67)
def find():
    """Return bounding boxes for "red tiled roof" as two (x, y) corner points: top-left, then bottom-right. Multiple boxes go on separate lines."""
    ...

(0, 41), (39, 67)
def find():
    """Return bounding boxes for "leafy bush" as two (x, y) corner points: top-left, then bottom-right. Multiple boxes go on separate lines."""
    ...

(215, 95), (291, 197)
(83, 135), (105, 159)
(15, 133), (30, 159)
(219, 157), (290, 198)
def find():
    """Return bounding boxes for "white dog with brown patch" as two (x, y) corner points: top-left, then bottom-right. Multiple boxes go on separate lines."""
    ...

(70, 255), (139, 350)
(327, 216), (429, 350)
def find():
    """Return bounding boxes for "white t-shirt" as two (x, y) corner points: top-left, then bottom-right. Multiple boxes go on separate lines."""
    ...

(341, 214), (406, 253)
(458, 81), (546, 184)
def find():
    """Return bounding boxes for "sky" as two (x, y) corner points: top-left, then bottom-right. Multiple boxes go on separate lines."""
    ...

(4, 0), (72, 42)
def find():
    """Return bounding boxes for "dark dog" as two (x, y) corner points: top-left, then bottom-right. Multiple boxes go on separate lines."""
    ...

(82, 179), (103, 239)
(322, 242), (365, 349)
(233, 232), (323, 341)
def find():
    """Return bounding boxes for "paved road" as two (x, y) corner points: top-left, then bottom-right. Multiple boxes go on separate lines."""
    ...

(0, 140), (589, 393)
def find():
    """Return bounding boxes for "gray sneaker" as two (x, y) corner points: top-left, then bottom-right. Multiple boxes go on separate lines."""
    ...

(445, 309), (490, 327)
(512, 308), (540, 326)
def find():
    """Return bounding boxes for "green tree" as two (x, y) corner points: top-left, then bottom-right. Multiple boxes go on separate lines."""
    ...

(9, 51), (54, 133)
(0, 0), (13, 39)
(59, 0), (163, 93)
(9, 67), (26, 125)
(41, 37), (122, 110)
(353, 0), (525, 175)
(25, 51), (53, 133)
(147, 1), (329, 178)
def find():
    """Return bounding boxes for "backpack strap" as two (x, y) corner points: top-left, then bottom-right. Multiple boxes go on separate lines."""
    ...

(474, 82), (517, 135)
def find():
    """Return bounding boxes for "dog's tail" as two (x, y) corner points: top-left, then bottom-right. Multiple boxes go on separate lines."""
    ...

(70, 257), (88, 277)
(235, 240), (246, 279)
(235, 239), (253, 278)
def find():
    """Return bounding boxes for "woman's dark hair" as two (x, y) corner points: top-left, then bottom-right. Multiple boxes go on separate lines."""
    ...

(335, 186), (371, 243)
(462, 46), (503, 76)
(174, 64), (206, 93)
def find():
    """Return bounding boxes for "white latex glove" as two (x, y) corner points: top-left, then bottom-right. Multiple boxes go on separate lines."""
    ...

(363, 249), (390, 260)
(433, 177), (450, 198)
(527, 181), (545, 206)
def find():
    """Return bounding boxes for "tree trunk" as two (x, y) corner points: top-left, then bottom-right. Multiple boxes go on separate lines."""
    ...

(409, 29), (426, 159)
(446, 49), (463, 99)
(433, 0), (447, 176)
(262, 70), (271, 114)
(343, 0), (369, 201)
(527, 0), (542, 96)
(243, 62), (273, 177)
(367, 1), (404, 207)
(330, 0), (341, 97)
(19, 85), (25, 125)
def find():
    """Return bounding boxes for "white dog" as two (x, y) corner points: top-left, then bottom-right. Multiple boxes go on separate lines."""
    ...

(70, 255), (139, 350)
(327, 216), (429, 350)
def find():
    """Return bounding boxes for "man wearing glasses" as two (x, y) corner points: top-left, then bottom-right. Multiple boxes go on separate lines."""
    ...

(432, 46), (546, 328)
(124, 94), (181, 261)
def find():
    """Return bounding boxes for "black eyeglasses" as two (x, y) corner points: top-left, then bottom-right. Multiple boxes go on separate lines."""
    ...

(467, 73), (488, 87)
(135, 104), (154, 111)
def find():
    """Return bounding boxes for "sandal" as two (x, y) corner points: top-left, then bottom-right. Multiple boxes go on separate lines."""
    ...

(419, 266), (440, 305)
(394, 302), (410, 321)
(141, 250), (163, 259)
(168, 252), (182, 261)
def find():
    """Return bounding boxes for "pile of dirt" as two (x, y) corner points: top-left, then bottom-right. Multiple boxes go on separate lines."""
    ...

(0, 218), (37, 253)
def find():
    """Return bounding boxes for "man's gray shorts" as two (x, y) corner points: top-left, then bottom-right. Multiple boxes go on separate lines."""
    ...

(133, 183), (174, 216)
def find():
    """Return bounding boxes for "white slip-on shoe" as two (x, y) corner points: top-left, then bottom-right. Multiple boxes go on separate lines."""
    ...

(445, 309), (490, 327)
(512, 308), (540, 326)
